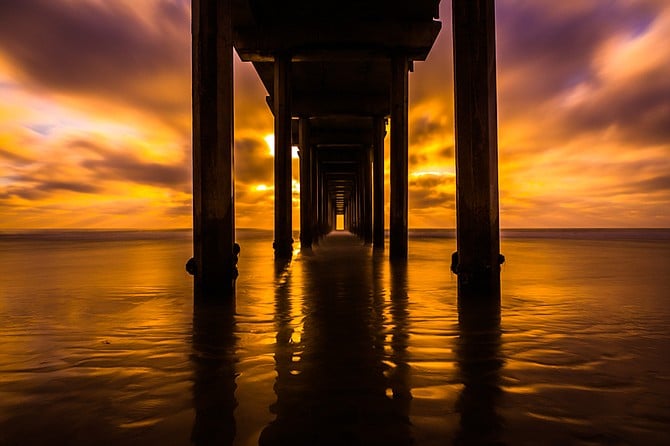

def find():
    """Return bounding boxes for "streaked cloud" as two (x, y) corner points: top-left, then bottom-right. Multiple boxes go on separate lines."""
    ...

(0, 0), (668, 229)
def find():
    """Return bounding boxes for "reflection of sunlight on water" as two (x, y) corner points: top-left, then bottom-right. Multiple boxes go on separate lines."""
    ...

(498, 237), (670, 444)
(0, 230), (669, 444)
(0, 233), (196, 444)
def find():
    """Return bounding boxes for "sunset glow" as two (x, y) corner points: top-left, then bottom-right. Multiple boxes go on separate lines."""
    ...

(1, 0), (668, 229)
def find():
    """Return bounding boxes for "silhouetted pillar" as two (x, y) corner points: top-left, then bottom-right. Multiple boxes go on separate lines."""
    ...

(390, 56), (409, 260)
(327, 183), (333, 233)
(331, 199), (336, 231)
(452, 0), (502, 297)
(350, 185), (356, 235)
(311, 147), (319, 244)
(345, 204), (350, 231)
(373, 117), (385, 249)
(191, 0), (237, 297)
(354, 178), (361, 237)
(322, 168), (327, 236)
(344, 203), (348, 231)
(316, 158), (322, 237)
(363, 147), (373, 244)
(358, 178), (362, 237)
(313, 153), (320, 239)
(273, 54), (293, 259)
(298, 118), (312, 250)
(320, 169), (327, 235)
(323, 173), (329, 234)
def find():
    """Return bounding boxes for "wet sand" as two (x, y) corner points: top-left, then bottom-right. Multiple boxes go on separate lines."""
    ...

(1, 229), (669, 445)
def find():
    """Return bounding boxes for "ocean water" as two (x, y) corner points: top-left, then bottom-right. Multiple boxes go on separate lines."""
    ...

(0, 229), (669, 445)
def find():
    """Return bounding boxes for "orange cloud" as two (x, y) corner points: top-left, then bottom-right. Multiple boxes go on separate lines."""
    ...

(0, 0), (668, 229)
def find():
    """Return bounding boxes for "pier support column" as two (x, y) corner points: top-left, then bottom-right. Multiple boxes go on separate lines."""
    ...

(373, 117), (385, 249)
(452, 0), (502, 297)
(331, 199), (336, 231)
(311, 147), (319, 245)
(316, 155), (322, 238)
(363, 146), (373, 244)
(273, 54), (293, 259)
(322, 167), (328, 236)
(319, 164), (327, 236)
(298, 118), (313, 250)
(390, 56), (409, 260)
(354, 161), (360, 237)
(191, 0), (237, 298)
(326, 195), (333, 234)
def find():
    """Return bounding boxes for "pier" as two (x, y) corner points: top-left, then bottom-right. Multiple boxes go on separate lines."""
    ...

(190, 0), (502, 298)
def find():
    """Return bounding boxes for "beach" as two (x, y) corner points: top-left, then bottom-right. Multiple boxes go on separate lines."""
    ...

(1, 229), (669, 445)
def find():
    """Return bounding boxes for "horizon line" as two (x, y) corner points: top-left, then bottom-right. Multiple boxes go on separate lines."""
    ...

(1, 227), (669, 232)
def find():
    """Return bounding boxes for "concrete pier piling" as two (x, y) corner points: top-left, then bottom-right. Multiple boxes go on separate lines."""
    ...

(191, 0), (236, 298)
(452, 0), (503, 297)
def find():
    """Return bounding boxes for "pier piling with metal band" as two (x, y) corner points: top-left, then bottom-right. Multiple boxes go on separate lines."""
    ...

(190, 0), (237, 298)
(451, 0), (503, 297)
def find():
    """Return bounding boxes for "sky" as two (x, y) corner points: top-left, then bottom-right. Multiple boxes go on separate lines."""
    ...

(0, 0), (669, 229)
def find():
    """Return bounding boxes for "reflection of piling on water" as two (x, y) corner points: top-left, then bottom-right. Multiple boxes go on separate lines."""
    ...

(264, 258), (298, 442)
(191, 301), (238, 446)
(389, 260), (413, 420)
(455, 297), (504, 445)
